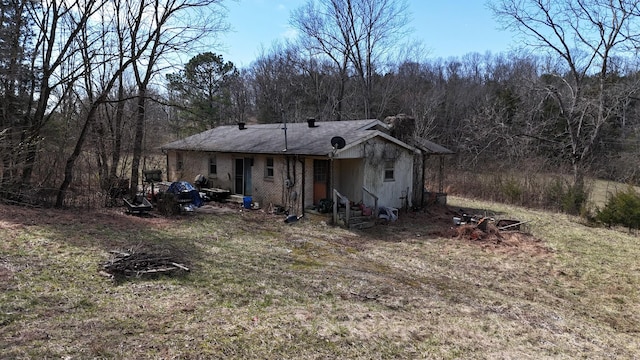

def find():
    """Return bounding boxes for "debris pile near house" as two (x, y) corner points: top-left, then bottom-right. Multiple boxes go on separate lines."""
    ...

(455, 222), (503, 242)
(102, 249), (190, 279)
(449, 208), (545, 253)
(451, 208), (529, 240)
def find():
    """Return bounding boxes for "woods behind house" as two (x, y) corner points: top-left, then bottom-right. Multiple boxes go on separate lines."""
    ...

(2, 0), (640, 212)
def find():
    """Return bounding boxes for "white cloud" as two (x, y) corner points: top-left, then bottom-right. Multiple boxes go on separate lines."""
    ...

(280, 25), (298, 40)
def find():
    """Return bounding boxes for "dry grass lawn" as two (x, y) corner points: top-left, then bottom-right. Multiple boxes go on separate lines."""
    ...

(1, 196), (639, 359)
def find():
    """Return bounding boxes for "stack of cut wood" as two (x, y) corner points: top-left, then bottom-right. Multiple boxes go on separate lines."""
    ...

(102, 249), (189, 278)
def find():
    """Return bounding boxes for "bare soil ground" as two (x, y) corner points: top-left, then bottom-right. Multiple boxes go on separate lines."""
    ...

(362, 203), (552, 257)
(0, 202), (172, 230)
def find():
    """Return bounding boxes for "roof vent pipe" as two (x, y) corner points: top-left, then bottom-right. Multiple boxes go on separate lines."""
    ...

(238, 122), (246, 130)
(307, 118), (316, 128)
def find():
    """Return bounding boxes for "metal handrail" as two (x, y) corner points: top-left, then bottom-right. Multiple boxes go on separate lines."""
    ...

(332, 189), (350, 225)
(361, 186), (378, 218)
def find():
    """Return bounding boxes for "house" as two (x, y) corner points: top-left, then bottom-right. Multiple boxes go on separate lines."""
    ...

(160, 118), (452, 217)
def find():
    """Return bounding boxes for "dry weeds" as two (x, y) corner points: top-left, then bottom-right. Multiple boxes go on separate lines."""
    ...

(0, 197), (638, 359)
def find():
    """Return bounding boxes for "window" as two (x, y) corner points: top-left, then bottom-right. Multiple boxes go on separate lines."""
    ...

(176, 152), (184, 171)
(384, 161), (395, 181)
(209, 155), (217, 176)
(265, 157), (274, 178)
(314, 160), (328, 182)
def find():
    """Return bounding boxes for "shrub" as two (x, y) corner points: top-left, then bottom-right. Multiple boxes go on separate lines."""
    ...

(596, 186), (640, 230)
(444, 170), (590, 215)
(501, 178), (523, 204)
(542, 178), (566, 209)
(560, 183), (589, 215)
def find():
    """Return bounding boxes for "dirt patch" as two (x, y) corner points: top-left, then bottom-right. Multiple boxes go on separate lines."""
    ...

(452, 223), (552, 256)
(359, 204), (552, 256)
(0, 202), (174, 231)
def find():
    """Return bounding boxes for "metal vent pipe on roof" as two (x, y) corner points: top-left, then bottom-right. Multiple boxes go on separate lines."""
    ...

(307, 118), (316, 128)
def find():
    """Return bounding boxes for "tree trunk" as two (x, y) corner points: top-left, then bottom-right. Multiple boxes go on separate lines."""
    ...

(21, 85), (51, 186)
(110, 68), (126, 181)
(55, 105), (98, 207)
(336, 75), (345, 121)
(129, 87), (146, 197)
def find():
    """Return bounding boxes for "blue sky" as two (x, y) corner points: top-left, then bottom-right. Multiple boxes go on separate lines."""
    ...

(222, 0), (516, 67)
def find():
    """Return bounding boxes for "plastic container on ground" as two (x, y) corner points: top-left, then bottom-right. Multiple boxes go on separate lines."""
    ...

(243, 196), (252, 209)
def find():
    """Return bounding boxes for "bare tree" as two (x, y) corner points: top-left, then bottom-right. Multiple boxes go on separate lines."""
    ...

(228, 69), (251, 125)
(346, 0), (410, 118)
(18, 0), (107, 187)
(55, 0), (229, 207)
(0, 0), (34, 189)
(392, 61), (444, 138)
(251, 44), (306, 123)
(290, 1), (352, 120)
(56, 1), (133, 207)
(291, 0), (410, 119)
(128, 0), (228, 196)
(491, 0), (640, 186)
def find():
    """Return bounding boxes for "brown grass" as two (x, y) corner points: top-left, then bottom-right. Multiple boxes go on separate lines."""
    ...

(0, 198), (638, 359)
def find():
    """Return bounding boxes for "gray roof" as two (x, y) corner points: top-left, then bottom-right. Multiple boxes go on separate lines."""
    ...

(412, 137), (455, 155)
(161, 119), (452, 156)
(162, 119), (399, 156)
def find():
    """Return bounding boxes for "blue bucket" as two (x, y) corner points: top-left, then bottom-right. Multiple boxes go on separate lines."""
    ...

(243, 196), (252, 209)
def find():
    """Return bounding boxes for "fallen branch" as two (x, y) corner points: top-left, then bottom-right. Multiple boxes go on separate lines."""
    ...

(498, 220), (530, 231)
(170, 262), (190, 271)
(102, 249), (190, 278)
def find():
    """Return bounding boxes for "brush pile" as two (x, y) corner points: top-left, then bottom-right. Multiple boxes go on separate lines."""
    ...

(102, 249), (190, 278)
(455, 222), (503, 242)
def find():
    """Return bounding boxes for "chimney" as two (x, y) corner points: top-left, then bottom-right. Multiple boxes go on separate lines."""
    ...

(307, 118), (316, 128)
(238, 122), (246, 130)
(384, 114), (415, 142)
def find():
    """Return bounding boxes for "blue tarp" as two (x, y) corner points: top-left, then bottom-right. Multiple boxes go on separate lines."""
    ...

(167, 181), (204, 207)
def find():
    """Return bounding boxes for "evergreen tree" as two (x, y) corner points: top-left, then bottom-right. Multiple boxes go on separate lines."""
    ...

(167, 52), (238, 135)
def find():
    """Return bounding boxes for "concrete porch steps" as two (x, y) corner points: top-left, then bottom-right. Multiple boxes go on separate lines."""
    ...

(228, 194), (244, 204)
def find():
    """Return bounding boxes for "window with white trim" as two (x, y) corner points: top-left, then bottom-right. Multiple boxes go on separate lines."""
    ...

(384, 161), (395, 181)
(265, 157), (274, 178)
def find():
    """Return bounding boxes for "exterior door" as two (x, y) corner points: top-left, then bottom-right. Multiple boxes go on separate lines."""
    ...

(234, 158), (253, 195)
(313, 159), (330, 204)
(244, 158), (252, 195)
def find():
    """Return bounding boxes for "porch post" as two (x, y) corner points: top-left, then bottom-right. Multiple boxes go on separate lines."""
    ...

(439, 156), (445, 193)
